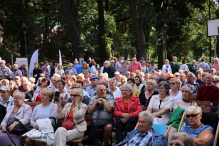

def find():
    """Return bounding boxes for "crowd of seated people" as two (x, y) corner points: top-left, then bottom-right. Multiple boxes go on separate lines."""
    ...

(0, 56), (219, 146)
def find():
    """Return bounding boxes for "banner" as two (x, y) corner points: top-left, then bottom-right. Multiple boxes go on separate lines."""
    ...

(59, 50), (62, 65)
(29, 49), (39, 77)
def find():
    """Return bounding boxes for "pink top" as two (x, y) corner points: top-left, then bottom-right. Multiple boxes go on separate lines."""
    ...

(212, 63), (219, 71)
(130, 62), (142, 72)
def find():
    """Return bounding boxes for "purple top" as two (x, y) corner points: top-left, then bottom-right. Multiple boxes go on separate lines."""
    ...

(42, 65), (49, 78)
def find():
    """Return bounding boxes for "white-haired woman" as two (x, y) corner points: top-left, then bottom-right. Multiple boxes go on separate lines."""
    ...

(103, 60), (114, 78)
(0, 91), (32, 146)
(174, 85), (197, 109)
(212, 58), (219, 71)
(114, 84), (142, 143)
(139, 79), (158, 108)
(147, 81), (174, 125)
(181, 106), (214, 146)
(29, 77), (36, 89)
(108, 79), (122, 101)
(24, 81), (34, 102)
(120, 76), (127, 86)
(162, 59), (172, 73)
(54, 88), (87, 146)
(55, 64), (64, 76)
(170, 132), (193, 146)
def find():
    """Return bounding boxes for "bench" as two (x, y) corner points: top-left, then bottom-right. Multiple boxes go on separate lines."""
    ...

(196, 101), (211, 113)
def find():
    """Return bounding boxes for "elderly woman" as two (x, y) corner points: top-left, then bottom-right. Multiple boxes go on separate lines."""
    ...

(125, 71), (130, 78)
(1, 79), (9, 86)
(170, 132), (193, 146)
(139, 79), (158, 108)
(134, 76), (144, 91)
(114, 84), (142, 143)
(0, 91), (32, 146)
(189, 60), (198, 74)
(162, 59), (172, 73)
(56, 79), (70, 107)
(9, 80), (17, 96)
(173, 72), (180, 80)
(213, 75), (219, 88)
(54, 88), (87, 146)
(108, 79), (122, 101)
(181, 106), (214, 146)
(146, 81), (174, 125)
(174, 85), (197, 109)
(212, 58), (219, 71)
(25, 88), (57, 146)
(120, 76), (127, 86)
(24, 81), (34, 102)
(32, 78), (50, 102)
(169, 78), (182, 106)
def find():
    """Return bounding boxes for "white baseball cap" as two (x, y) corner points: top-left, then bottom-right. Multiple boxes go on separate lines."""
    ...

(0, 86), (10, 92)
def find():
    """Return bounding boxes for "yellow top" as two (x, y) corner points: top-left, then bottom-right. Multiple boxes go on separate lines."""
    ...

(133, 87), (140, 96)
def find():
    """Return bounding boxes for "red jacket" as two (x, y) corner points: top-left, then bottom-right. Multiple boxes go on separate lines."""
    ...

(114, 95), (142, 123)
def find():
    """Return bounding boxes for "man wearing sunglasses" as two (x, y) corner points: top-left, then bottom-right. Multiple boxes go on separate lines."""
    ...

(88, 85), (114, 146)
(117, 111), (167, 146)
(196, 73), (219, 113)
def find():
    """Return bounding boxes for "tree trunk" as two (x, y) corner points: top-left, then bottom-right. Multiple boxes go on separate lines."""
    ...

(43, 15), (48, 61)
(98, 0), (107, 63)
(157, 25), (165, 69)
(60, 0), (80, 61)
(130, 0), (147, 61)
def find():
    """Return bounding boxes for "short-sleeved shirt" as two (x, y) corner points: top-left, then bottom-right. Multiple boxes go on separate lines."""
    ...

(181, 124), (214, 146)
(148, 95), (175, 123)
(88, 94), (114, 126)
(42, 65), (49, 78)
(86, 85), (97, 97)
(130, 62), (142, 73)
(0, 96), (14, 108)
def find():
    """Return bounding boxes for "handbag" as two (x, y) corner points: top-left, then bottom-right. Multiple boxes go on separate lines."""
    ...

(6, 119), (29, 135)
(62, 110), (75, 130)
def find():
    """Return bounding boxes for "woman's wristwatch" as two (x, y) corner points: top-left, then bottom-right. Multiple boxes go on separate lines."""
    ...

(103, 99), (106, 103)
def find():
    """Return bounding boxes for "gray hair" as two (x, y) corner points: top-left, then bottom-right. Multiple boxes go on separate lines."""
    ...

(21, 77), (28, 82)
(185, 106), (202, 115)
(158, 81), (170, 96)
(120, 83), (133, 95)
(121, 76), (127, 83)
(23, 81), (31, 86)
(139, 111), (154, 124)
(1, 60), (6, 64)
(165, 59), (169, 62)
(104, 60), (110, 65)
(187, 72), (195, 78)
(99, 79), (108, 88)
(109, 78), (117, 84)
(74, 61), (78, 64)
(171, 132), (193, 146)
(214, 58), (219, 64)
(205, 73), (213, 79)
(110, 60), (115, 63)
(146, 79), (156, 87)
(71, 83), (82, 88)
(13, 91), (25, 100)
(29, 77), (36, 83)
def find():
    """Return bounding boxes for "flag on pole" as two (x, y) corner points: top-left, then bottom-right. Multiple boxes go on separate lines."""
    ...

(29, 49), (38, 77)
(59, 50), (62, 65)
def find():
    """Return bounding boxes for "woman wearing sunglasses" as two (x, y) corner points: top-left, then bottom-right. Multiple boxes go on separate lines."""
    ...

(169, 78), (182, 107)
(54, 88), (87, 146)
(213, 75), (219, 88)
(180, 106), (214, 146)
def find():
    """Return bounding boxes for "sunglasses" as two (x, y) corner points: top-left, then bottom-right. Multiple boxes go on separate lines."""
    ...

(169, 83), (176, 85)
(213, 81), (219, 83)
(175, 75), (179, 77)
(100, 89), (106, 92)
(70, 94), (80, 97)
(186, 113), (199, 118)
(169, 143), (184, 146)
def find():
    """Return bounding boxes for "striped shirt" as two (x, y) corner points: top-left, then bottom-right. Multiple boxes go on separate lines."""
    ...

(0, 96), (14, 108)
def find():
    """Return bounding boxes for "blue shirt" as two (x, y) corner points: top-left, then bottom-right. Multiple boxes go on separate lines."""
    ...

(181, 124), (214, 146)
(82, 61), (87, 65)
(189, 65), (198, 74)
(74, 64), (82, 74)
(86, 85), (97, 97)
(115, 62), (121, 71)
(0, 96), (14, 108)
(90, 65), (96, 73)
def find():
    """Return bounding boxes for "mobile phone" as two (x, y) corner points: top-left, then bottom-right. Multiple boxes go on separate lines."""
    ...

(54, 92), (60, 102)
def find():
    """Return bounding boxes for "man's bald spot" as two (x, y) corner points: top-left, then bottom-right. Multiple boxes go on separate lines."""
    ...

(97, 85), (106, 91)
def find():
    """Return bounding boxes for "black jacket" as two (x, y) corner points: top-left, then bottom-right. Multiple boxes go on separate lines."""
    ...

(50, 65), (55, 76)
(0, 104), (6, 124)
(103, 66), (115, 78)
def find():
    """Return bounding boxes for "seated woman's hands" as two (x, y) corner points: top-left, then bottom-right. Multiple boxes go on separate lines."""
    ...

(8, 122), (17, 132)
(34, 125), (39, 130)
(1, 126), (6, 133)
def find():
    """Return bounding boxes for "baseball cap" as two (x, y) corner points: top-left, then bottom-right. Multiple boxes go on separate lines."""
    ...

(90, 75), (99, 80)
(0, 86), (10, 92)
(140, 57), (144, 60)
(114, 71), (120, 75)
(151, 60), (155, 63)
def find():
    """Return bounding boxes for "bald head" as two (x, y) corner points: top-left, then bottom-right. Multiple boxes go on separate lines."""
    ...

(97, 85), (106, 98)
(13, 64), (18, 70)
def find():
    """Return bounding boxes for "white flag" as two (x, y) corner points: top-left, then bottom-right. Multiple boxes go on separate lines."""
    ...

(29, 49), (39, 77)
(59, 50), (62, 65)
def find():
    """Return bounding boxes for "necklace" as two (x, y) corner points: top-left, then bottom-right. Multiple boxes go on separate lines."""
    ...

(182, 98), (190, 103)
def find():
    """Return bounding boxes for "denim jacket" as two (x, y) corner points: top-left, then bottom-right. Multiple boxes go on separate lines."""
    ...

(117, 128), (167, 146)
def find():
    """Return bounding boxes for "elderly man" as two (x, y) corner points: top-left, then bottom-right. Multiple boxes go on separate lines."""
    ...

(42, 61), (49, 78)
(197, 58), (210, 72)
(86, 75), (99, 97)
(0, 86), (14, 108)
(48, 76), (59, 92)
(171, 56), (180, 74)
(12, 64), (22, 80)
(14, 76), (21, 87)
(19, 63), (27, 77)
(103, 60), (115, 78)
(197, 73), (219, 113)
(130, 57), (142, 73)
(65, 63), (77, 75)
(88, 85), (114, 146)
(179, 73), (187, 86)
(73, 60), (82, 74)
(117, 111), (167, 146)
(18, 77), (29, 92)
(0, 60), (11, 80)
(110, 60), (116, 70)
(181, 72), (199, 96)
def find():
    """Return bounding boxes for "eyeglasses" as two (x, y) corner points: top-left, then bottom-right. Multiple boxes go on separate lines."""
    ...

(169, 143), (184, 146)
(175, 75), (179, 77)
(213, 81), (219, 83)
(70, 94), (80, 97)
(169, 83), (176, 85)
(186, 113), (199, 118)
